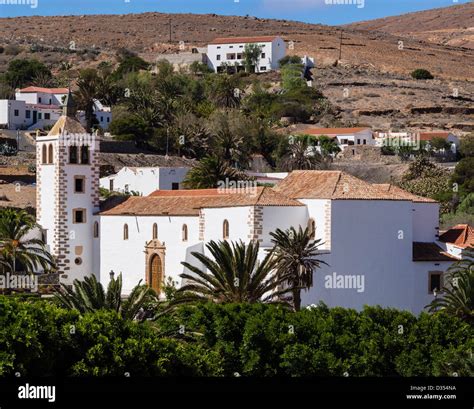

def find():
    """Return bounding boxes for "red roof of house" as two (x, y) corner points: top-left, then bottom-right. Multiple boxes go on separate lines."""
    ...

(298, 127), (370, 136)
(419, 132), (451, 141)
(439, 224), (474, 249)
(18, 86), (69, 94)
(209, 36), (279, 45)
(149, 189), (222, 197)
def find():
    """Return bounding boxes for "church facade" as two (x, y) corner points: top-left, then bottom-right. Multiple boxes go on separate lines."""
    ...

(36, 99), (464, 314)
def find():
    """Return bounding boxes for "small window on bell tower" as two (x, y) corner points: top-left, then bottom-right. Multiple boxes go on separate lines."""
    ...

(69, 146), (78, 164)
(81, 146), (90, 164)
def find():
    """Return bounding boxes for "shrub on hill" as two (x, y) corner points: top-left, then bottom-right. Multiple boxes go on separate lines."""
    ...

(411, 69), (434, 80)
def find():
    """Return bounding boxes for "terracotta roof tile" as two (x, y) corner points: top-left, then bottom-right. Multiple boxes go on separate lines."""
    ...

(439, 224), (474, 249)
(209, 36), (279, 45)
(46, 115), (87, 136)
(374, 184), (436, 203)
(274, 171), (436, 202)
(296, 127), (370, 136)
(101, 187), (302, 216)
(19, 86), (69, 94)
(413, 242), (459, 261)
(419, 132), (451, 141)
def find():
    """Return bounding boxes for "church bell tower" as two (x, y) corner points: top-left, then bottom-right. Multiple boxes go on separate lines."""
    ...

(36, 91), (100, 283)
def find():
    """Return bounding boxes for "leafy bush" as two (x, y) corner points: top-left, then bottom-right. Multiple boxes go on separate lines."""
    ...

(155, 303), (473, 377)
(399, 157), (452, 212)
(0, 296), (222, 377)
(411, 69), (434, 80)
(0, 143), (18, 156)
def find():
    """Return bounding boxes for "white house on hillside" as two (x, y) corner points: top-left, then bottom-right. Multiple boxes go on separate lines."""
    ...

(36, 101), (469, 314)
(100, 166), (190, 196)
(296, 127), (374, 152)
(0, 87), (111, 131)
(206, 35), (286, 73)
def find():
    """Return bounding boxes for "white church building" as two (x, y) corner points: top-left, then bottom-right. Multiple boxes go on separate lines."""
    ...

(36, 97), (467, 314)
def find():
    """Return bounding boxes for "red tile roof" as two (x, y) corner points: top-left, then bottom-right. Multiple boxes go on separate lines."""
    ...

(149, 189), (222, 197)
(413, 242), (459, 261)
(209, 36), (279, 45)
(274, 171), (437, 202)
(419, 132), (451, 141)
(439, 224), (474, 249)
(101, 187), (302, 216)
(297, 127), (370, 136)
(374, 184), (436, 203)
(18, 86), (69, 94)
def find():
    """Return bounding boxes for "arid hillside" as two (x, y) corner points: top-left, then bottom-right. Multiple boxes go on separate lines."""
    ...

(0, 7), (473, 80)
(347, 3), (474, 49)
(0, 7), (472, 132)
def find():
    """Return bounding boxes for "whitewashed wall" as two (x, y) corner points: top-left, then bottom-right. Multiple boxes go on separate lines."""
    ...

(100, 167), (189, 196)
(302, 200), (418, 312)
(99, 215), (200, 294)
(412, 202), (440, 242)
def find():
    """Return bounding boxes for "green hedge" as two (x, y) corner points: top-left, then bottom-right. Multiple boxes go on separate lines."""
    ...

(1, 297), (472, 377)
(156, 303), (474, 377)
(0, 296), (222, 377)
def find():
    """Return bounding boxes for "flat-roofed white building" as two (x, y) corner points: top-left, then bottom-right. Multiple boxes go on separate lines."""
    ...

(100, 166), (190, 196)
(296, 127), (374, 152)
(207, 35), (286, 73)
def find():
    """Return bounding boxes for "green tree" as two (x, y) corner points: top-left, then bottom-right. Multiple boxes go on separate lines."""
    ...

(459, 133), (474, 157)
(281, 63), (306, 90)
(75, 68), (99, 131)
(317, 135), (341, 157)
(113, 52), (150, 79)
(279, 55), (302, 67)
(243, 43), (262, 73)
(0, 208), (55, 274)
(270, 226), (326, 311)
(426, 248), (474, 324)
(178, 240), (290, 305)
(4, 59), (52, 88)
(182, 155), (249, 189)
(206, 74), (241, 108)
(207, 109), (254, 165)
(430, 137), (451, 152)
(280, 138), (324, 171)
(452, 157), (474, 199)
(54, 273), (158, 322)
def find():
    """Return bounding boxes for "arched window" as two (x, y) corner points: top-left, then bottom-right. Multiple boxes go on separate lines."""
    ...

(123, 224), (129, 240)
(223, 219), (229, 239)
(80, 146), (90, 164)
(182, 224), (188, 242)
(308, 218), (316, 240)
(42, 144), (47, 164)
(47, 144), (53, 164)
(93, 221), (99, 238)
(152, 223), (158, 240)
(69, 146), (78, 164)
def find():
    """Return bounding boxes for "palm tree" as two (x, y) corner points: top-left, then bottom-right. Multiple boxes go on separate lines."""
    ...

(426, 247), (474, 323)
(270, 226), (327, 311)
(177, 240), (291, 305)
(0, 208), (55, 274)
(206, 74), (241, 108)
(75, 68), (99, 131)
(182, 155), (251, 189)
(54, 273), (157, 322)
(281, 138), (324, 171)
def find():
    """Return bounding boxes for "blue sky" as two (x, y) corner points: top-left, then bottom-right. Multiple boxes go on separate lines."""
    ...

(0, 0), (470, 25)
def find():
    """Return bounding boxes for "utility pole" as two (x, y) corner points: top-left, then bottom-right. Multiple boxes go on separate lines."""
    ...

(338, 29), (343, 60)
(169, 18), (172, 43)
